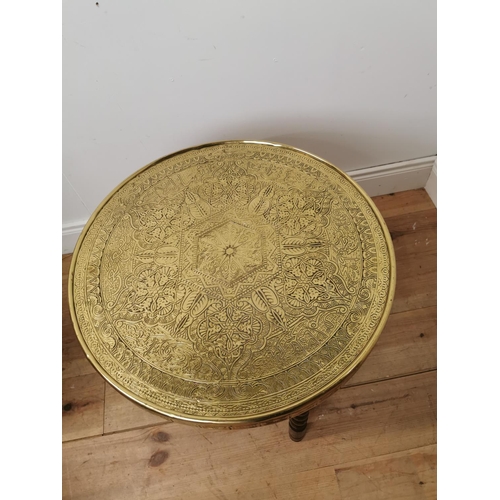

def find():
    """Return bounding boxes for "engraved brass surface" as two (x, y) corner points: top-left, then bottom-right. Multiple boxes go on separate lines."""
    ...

(69, 141), (396, 427)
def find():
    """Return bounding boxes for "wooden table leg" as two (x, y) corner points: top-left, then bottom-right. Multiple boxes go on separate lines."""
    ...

(289, 411), (309, 442)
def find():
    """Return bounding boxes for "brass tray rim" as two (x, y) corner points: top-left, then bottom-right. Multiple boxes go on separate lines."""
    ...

(68, 140), (396, 428)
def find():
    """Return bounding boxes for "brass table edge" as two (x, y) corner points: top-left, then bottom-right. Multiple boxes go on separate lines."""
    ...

(68, 139), (396, 428)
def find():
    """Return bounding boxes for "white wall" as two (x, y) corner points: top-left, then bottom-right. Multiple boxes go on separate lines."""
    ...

(63, 0), (436, 232)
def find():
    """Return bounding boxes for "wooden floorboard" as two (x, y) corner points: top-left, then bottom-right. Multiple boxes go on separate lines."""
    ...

(62, 188), (437, 499)
(63, 321), (96, 380)
(344, 306), (436, 388)
(104, 383), (170, 435)
(384, 206), (437, 315)
(371, 189), (435, 219)
(62, 253), (72, 324)
(62, 372), (105, 442)
(63, 371), (436, 500)
(335, 444), (437, 500)
(390, 261), (436, 315)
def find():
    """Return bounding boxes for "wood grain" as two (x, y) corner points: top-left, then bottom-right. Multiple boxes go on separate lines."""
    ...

(371, 189), (435, 219)
(385, 208), (437, 314)
(308, 371), (436, 459)
(63, 372), (105, 442)
(104, 384), (171, 435)
(63, 371), (435, 499)
(385, 208), (436, 236)
(335, 444), (437, 499)
(344, 306), (436, 387)
(62, 253), (72, 326)
(387, 212), (436, 260)
(63, 321), (97, 380)
(390, 255), (436, 314)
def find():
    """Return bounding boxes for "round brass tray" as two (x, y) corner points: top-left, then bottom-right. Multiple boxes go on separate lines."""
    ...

(69, 141), (396, 427)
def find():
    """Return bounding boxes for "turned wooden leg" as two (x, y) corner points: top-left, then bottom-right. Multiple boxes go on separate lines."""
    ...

(289, 411), (309, 442)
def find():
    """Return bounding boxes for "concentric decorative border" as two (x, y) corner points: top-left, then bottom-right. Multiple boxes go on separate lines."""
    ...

(69, 141), (396, 427)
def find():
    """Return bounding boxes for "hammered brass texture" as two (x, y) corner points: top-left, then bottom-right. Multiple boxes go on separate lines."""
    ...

(69, 141), (395, 427)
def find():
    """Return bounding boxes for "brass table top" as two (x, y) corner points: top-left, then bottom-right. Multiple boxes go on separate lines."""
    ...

(69, 141), (396, 427)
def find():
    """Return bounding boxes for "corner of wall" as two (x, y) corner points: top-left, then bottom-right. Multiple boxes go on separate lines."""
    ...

(424, 159), (437, 208)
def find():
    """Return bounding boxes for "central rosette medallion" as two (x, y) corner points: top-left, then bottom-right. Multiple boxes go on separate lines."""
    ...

(196, 220), (264, 285)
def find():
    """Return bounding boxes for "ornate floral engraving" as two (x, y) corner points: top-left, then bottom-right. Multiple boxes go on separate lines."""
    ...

(196, 221), (264, 284)
(71, 142), (394, 424)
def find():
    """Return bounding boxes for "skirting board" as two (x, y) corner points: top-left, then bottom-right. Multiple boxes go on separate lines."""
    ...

(62, 155), (437, 254)
(62, 220), (89, 256)
(348, 156), (436, 198)
(424, 160), (437, 208)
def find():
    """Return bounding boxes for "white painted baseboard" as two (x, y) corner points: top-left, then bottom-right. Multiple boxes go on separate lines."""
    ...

(424, 160), (437, 207)
(62, 155), (437, 254)
(348, 156), (436, 198)
(62, 220), (88, 255)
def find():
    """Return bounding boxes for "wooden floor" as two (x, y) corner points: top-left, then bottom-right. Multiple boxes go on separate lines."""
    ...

(62, 189), (437, 500)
